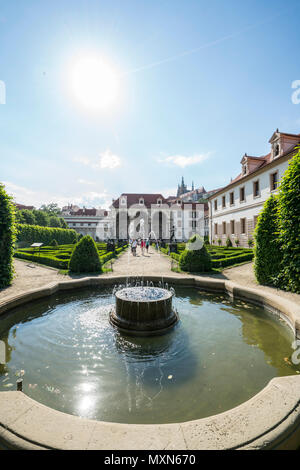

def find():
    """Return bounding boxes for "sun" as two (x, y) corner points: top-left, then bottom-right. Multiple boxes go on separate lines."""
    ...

(70, 55), (119, 111)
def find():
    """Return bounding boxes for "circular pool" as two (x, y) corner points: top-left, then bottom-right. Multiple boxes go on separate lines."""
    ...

(0, 286), (299, 425)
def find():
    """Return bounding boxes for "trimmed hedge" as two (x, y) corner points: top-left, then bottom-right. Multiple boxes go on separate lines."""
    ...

(69, 236), (102, 273)
(0, 183), (17, 287)
(254, 195), (282, 286)
(179, 235), (212, 273)
(16, 223), (78, 246)
(276, 149), (300, 293)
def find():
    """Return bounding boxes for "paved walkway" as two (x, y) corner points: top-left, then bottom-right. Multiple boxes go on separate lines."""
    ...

(109, 245), (183, 277)
(0, 250), (299, 304)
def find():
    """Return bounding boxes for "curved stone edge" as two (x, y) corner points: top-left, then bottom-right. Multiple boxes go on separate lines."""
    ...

(0, 275), (299, 450)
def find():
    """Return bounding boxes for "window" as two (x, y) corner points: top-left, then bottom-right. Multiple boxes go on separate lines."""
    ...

(230, 220), (235, 234)
(214, 223), (218, 235)
(222, 196), (226, 208)
(240, 187), (245, 202)
(241, 218), (246, 234)
(253, 180), (260, 197)
(214, 199), (218, 211)
(157, 199), (162, 205)
(73, 223), (77, 226)
(230, 192), (234, 205)
(270, 171), (279, 191)
(192, 211), (197, 218)
(192, 220), (197, 229)
(88, 223), (91, 226)
(223, 221), (226, 235)
(274, 143), (280, 157)
(121, 197), (126, 205)
(139, 198), (144, 205)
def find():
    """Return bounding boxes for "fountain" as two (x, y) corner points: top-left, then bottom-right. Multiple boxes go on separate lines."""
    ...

(110, 285), (179, 336)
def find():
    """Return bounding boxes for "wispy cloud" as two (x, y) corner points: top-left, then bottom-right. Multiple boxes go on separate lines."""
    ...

(3, 181), (113, 210)
(123, 13), (283, 76)
(78, 178), (96, 186)
(74, 149), (122, 170)
(158, 152), (211, 168)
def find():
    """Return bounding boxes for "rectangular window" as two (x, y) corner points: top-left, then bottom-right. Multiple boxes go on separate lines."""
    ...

(253, 180), (260, 197)
(192, 220), (197, 229)
(240, 187), (245, 202)
(214, 199), (218, 211)
(230, 192), (234, 205)
(214, 223), (218, 235)
(222, 196), (226, 208)
(231, 220), (235, 234)
(270, 171), (279, 191)
(223, 221), (226, 235)
(241, 218), (246, 234)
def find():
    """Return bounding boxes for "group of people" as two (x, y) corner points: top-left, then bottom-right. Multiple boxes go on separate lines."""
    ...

(130, 238), (150, 256)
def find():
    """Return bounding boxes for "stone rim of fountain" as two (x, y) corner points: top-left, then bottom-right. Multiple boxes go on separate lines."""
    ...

(0, 275), (300, 449)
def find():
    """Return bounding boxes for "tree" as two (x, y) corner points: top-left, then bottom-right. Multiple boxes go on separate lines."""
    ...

(39, 203), (61, 216)
(49, 215), (62, 228)
(179, 234), (212, 273)
(19, 209), (36, 225)
(253, 195), (282, 286)
(69, 235), (102, 273)
(277, 148), (300, 293)
(0, 183), (16, 287)
(59, 218), (68, 229)
(32, 209), (49, 227)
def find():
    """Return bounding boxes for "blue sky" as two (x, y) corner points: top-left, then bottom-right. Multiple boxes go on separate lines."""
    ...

(1, 0), (300, 209)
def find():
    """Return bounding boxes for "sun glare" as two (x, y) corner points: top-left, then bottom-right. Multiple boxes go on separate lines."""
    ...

(70, 56), (119, 111)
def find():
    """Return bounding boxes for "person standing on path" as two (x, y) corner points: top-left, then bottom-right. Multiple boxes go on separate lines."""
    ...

(145, 239), (150, 254)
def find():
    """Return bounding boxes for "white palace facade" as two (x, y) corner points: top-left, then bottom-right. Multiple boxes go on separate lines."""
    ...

(208, 129), (300, 247)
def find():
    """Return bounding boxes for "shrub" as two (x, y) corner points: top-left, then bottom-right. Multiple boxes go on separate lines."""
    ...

(217, 238), (222, 246)
(16, 223), (77, 245)
(179, 234), (212, 273)
(254, 195), (282, 286)
(50, 239), (58, 246)
(0, 183), (16, 287)
(69, 235), (102, 273)
(235, 239), (240, 247)
(276, 149), (300, 293)
(248, 239), (254, 248)
(226, 237), (232, 248)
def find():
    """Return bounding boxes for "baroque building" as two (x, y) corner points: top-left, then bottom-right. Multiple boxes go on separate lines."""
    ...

(208, 129), (300, 247)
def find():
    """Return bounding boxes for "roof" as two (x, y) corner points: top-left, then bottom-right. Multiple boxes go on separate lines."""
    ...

(14, 203), (35, 211)
(112, 193), (166, 209)
(209, 139), (299, 199)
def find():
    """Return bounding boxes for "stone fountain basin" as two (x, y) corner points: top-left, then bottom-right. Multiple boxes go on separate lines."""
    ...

(110, 286), (179, 335)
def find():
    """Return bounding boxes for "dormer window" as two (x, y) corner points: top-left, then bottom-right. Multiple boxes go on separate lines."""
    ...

(274, 143), (280, 157)
(121, 197), (126, 206)
(177, 200), (181, 205)
(139, 198), (144, 205)
(242, 164), (247, 175)
(157, 198), (162, 206)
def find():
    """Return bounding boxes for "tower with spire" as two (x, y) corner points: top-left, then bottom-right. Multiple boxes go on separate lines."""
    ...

(176, 176), (189, 197)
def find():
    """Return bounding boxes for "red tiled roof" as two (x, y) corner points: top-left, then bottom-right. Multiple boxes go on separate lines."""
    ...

(14, 203), (35, 211)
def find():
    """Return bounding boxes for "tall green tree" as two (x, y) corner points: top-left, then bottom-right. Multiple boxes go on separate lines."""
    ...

(0, 183), (16, 287)
(39, 203), (61, 216)
(19, 209), (36, 225)
(32, 209), (49, 227)
(277, 148), (300, 293)
(254, 195), (282, 286)
(69, 235), (102, 273)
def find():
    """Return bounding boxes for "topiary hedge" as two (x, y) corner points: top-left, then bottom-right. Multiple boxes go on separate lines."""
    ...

(0, 183), (16, 287)
(69, 235), (102, 273)
(16, 223), (77, 246)
(254, 194), (282, 286)
(179, 234), (212, 273)
(276, 148), (300, 293)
